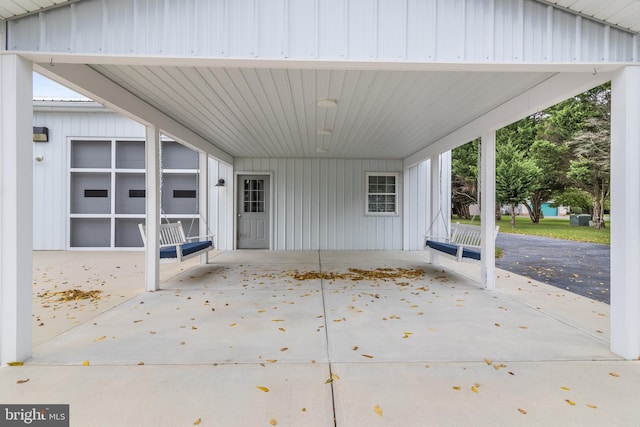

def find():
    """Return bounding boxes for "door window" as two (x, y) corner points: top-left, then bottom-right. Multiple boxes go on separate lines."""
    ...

(243, 179), (265, 213)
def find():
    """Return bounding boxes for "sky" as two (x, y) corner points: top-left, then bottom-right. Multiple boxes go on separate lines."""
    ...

(33, 72), (88, 99)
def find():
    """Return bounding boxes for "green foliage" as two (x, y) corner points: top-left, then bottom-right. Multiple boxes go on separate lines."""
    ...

(451, 83), (611, 230)
(495, 140), (540, 206)
(451, 140), (479, 219)
(565, 86), (611, 229)
(552, 188), (593, 214)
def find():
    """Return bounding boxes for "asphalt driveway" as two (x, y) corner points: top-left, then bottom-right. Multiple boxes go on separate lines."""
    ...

(495, 233), (610, 304)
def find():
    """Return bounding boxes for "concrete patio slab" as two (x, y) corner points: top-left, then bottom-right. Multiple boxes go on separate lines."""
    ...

(332, 360), (640, 427)
(1, 364), (334, 426)
(1, 250), (637, 427)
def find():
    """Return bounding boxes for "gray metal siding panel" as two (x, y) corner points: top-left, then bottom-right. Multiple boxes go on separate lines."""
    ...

(9, 0), (638, 63)
(235, 157), (403, 250)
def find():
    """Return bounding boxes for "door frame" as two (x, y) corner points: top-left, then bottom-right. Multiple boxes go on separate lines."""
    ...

(233, 171), (273, 250)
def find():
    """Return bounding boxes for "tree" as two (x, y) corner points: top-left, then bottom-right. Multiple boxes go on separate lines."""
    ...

(451, 140), (479, 219)
(497, 116), (568, 224)
(552, 187), (593, 214)
(495, 140), (540, 229)
(565, 84), (611, 229)
(522, 139), (568, 223)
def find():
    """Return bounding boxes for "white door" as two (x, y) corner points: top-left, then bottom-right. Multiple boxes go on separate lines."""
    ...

(237, 175), (270, 249)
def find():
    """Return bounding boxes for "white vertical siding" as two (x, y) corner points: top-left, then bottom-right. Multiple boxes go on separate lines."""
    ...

(32, 110), (145, 249)
(235, 157), (404, 250)
(8, 0), (639, 64)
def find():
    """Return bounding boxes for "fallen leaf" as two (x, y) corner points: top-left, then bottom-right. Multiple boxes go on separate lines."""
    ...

(82, 360), (90, 366)
(518, 408), (527, 415)
(374, 405), (383, 417)
(269, 419), (277, 426)
(193, 418), (202, 425)
(471, 386), (479, 393)
(361, 354), (374, 359)
(453, 386), (461, 390)
(7, 362), (23, 367)
(280, 347), (288, 352)
(324, 378), (333, 384)
(16, 379), (29, 384)
(587, 404), (597, 409)
(332, 373), (340, 380)
(484, 358), (492, 365)
(138, 361), (145, 365)
(267, 359), (277, 363)
(95, 335), (107, 342)
(278, 327), (286, 332)
(229, 323), (237, 327)
(352, 346), (359, 351)
(565, 399), (576, 406)
(561, 386), (570, 391)
(609, 372), (620, 377)
(257, 386), (270, 392)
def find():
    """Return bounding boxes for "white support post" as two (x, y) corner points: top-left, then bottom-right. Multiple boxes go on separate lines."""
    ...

(199, 151), (209, 264)
(145, 126), (161, 292)
(0, 55), (33, 364)
(480, 131), (497, 290)
(429, 154), (442, 263)
(440, 151), (452, 233)
(610, 66), (640, 360)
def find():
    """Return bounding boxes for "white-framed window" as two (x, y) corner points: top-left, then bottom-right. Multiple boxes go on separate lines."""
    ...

(366, 172), (399, 216)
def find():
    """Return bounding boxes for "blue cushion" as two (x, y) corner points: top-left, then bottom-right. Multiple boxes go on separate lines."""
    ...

(425, 240), (481, 261)
(160, 240), (213, 259)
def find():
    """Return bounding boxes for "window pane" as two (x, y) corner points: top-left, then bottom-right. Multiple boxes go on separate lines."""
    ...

(366, 174), (397, 214)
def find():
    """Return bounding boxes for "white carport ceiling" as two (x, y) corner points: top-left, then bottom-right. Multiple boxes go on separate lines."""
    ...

(541, 0), (640, 32)
(89, 64), (555, 159)
(7, 0), (639, 159)
(0, 0), (75, 19)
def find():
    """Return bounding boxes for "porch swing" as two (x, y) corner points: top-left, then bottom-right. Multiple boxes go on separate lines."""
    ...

(423, 154), (498, 263)
(138, 144), (215, 263)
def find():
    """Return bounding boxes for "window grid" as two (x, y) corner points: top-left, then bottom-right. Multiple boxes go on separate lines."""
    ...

(366, 173), (398, 215)
(243, 179), (265, 213)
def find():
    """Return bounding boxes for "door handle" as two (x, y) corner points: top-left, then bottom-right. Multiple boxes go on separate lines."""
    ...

(238, 213), (242, 217)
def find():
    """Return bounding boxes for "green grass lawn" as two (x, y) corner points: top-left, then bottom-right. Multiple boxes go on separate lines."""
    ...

(454, 215), (610, 245)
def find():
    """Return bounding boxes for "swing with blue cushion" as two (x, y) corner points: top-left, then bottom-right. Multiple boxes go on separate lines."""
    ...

(138, 221), (214, 263)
